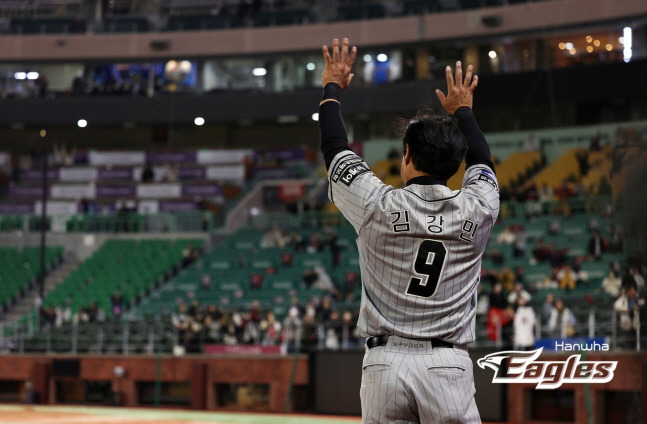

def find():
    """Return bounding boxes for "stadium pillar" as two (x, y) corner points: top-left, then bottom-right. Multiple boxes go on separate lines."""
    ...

(38, 144), (48, 304)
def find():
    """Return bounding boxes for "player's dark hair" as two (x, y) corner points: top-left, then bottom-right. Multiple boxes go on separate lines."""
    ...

(400, 110), (467, 181)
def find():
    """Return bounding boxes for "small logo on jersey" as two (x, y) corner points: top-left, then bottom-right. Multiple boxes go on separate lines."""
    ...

(392, 341), (425, 349)
(331, 155), (369, 186)
(477, 174), (497, 188)
(339, 164), (370, 186)
(477, 348), (617, 389)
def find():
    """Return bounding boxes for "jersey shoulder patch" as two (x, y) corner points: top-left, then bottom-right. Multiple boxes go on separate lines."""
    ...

(476, 168), (498, 188)
(330, 154), (371, 186)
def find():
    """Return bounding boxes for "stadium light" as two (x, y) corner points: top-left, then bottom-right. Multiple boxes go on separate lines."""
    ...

(194, 117), (205, 126)
(27, 72), (39, 80)
(586, 46), (593, 53)
(77, 119), (88, 128)
(623, 27), (632, 62)
(606, 43), (613, 51)
(306, 62), (316, 71)
(363, 54), (372, 63)
(377, 54), (388, 62)
(311, 113), (319, 121)
(565, 43), (574, 50)
(252, 67), (267, 76)
(14, 72), (26, 80)
(488, 50), (497, 59)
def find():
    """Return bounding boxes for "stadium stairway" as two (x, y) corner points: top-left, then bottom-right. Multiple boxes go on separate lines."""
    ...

(1, 251), (81, 325)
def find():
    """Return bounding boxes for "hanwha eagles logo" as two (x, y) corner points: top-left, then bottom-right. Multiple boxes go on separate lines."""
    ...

(477, 348), (617, 389)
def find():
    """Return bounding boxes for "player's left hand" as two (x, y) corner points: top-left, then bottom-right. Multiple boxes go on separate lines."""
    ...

(435, 61), (478, 114)
(322, 37), (357, 90)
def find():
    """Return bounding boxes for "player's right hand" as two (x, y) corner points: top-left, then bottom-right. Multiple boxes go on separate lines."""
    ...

(435, 61), (478, 114)
(321, 37), (357, 90)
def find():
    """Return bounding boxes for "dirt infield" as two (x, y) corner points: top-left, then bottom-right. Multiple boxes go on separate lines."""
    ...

(0, 408), (201, 424)
(0, 405), (363, 424)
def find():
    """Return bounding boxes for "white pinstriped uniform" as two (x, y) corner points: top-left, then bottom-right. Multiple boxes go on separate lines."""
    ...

(328, 150), (499, 424)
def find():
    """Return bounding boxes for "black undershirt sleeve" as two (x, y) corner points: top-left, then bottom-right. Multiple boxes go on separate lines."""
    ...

(454, 106), (495, 172)
(319, 83), (351, 169)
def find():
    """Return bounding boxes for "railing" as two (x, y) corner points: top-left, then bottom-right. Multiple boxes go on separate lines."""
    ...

(0, 211), (219, 234)
(1, 306), (640, 355)
(243, 195), (617, 231)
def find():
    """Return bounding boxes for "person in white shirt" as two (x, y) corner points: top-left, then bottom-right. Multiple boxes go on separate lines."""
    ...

(513, 297), (536, 350)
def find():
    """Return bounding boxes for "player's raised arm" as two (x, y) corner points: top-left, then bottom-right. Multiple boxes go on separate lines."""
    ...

(436, 61), (495, 172)
(319, 37), (357, 169)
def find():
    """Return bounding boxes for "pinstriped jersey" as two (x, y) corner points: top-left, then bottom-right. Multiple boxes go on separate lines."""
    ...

(328, 150), (499, 344)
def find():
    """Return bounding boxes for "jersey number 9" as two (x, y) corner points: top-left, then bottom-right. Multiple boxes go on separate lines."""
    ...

(405, 240), (447, 298)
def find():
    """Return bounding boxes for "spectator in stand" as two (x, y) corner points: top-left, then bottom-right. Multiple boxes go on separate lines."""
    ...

(513, 297), (536, 350)
(142, 164), (155, 182)
(533, 239), (551, 263)
(283, 306), (302, 353)
(80, 198), (97, 214)
(507, 282), (531, 305)
(576, 150), (589, 177)
(317, 296), (335, 324)
(512, 225), (527, 258)
(302, 266), (337, 296)
(547, 242), (569, 267)
(482, 268), (499, 288)
(342, 270), (359, 300)
(614, 280), (644, 349)
(497, 225), (515, 245)
(489, 282), (508, 310)
(387, 148), (401, 177)
(305, 232), (325, 253)
(538, 183), (554, 203)
(608, 224), (624, 253)
(281, 251), (293, 267)
(548, 298), (576, 338)
(260, 226), (288, 248)
(547, 219), (561, 235)
(110, 290), (125, 318)
(181, 244), (200, 267)
(587, 228), (606, 261)
(476, 284), (489, 315)
(491, 249), (506, 265)
(524, 184), (542, 217)
(163, 163), (178, 183)
(542, 293), (555, 324)
(498, 267), (516, 292)
(249, 272), (264, 290)
(557, 265), (577, 291)
(326, 230), (341, 266)
(600, 269), (622, 297)
(286, 230), (304, 251)
(86, 302), (99, 322)
(630, 267), (645, 292)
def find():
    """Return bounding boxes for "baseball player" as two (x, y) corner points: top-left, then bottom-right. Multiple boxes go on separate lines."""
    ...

(319, 38), (499, 423)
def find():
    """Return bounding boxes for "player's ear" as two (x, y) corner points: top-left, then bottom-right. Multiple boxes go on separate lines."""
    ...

(403, 144), (412, 165)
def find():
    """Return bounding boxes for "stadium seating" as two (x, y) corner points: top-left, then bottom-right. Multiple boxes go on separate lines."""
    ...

(136, 221), (361, 322)
(43, 238), (203, 315)
(0, 246), (63, 312)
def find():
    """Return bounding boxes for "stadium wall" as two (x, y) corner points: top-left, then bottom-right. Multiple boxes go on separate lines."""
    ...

(0, 351), (645, 421)
(0, 0), (643, 61)
(0, 354), (308, 412)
